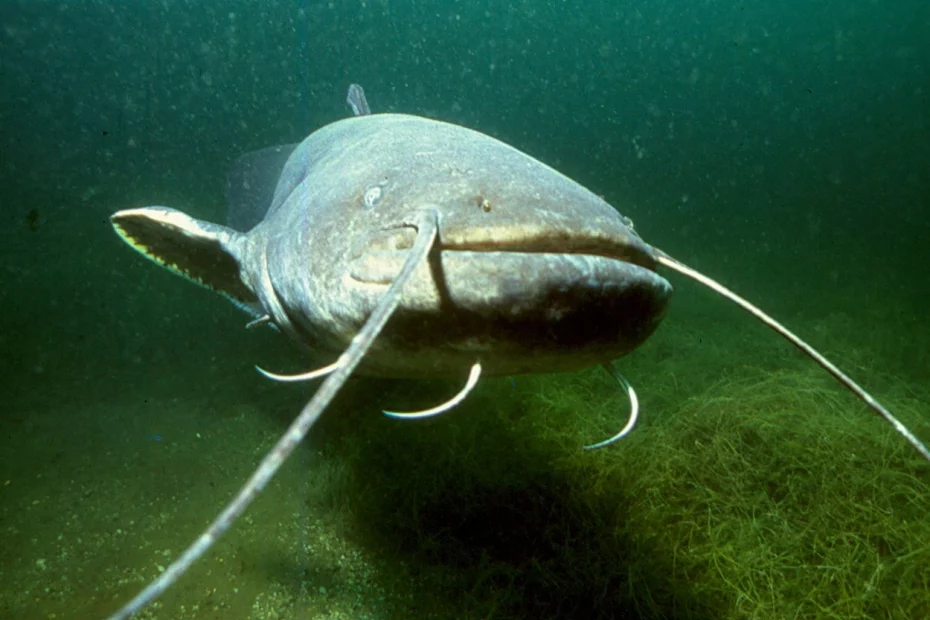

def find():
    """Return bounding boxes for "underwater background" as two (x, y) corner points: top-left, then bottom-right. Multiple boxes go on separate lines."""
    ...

(1, 0), (928, 618)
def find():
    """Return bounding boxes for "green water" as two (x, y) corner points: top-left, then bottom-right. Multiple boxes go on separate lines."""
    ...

(1, 1), (928, 618)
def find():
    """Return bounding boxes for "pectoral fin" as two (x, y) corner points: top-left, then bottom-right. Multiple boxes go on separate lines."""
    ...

(111, 206), (257, 307)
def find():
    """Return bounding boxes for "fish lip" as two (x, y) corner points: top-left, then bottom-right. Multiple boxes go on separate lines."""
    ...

(439, 235), (656, 272)
(357, 221), (658, 273)
(348, 246), (662, 288)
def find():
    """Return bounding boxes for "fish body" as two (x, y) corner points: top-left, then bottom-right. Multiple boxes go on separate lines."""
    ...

(114, 113), (671, 378)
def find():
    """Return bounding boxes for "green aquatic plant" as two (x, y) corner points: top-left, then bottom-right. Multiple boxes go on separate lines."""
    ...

(319, 319), (930, 619)
(603, 370), (930, 619)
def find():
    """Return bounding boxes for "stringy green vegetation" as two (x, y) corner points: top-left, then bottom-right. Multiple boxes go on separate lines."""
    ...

(316, 314), (930, 619)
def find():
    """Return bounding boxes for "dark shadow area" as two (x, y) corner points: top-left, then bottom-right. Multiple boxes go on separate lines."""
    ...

(318, 387), (723, 620)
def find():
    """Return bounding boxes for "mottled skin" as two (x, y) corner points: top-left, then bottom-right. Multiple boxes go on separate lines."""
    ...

(230, 113), (672, 377)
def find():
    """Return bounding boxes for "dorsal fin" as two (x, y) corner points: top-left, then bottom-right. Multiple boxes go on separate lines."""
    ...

(347, 83), (371, 116)
(223, 84), (371, 233)
(225, 143), (298, 232)
(111, 207), (256, 306)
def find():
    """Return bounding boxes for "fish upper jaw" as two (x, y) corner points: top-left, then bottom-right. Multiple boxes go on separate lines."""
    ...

(348, 207), (658, 285)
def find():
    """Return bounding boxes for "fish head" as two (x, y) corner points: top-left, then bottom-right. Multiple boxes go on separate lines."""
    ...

(260, 115), (672, 377)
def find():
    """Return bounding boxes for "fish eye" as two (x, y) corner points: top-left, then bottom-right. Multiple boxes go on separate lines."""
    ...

(363, 185), (383, 209)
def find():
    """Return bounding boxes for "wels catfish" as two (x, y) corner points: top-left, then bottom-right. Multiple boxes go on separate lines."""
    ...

(107, 84), (929, 619)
